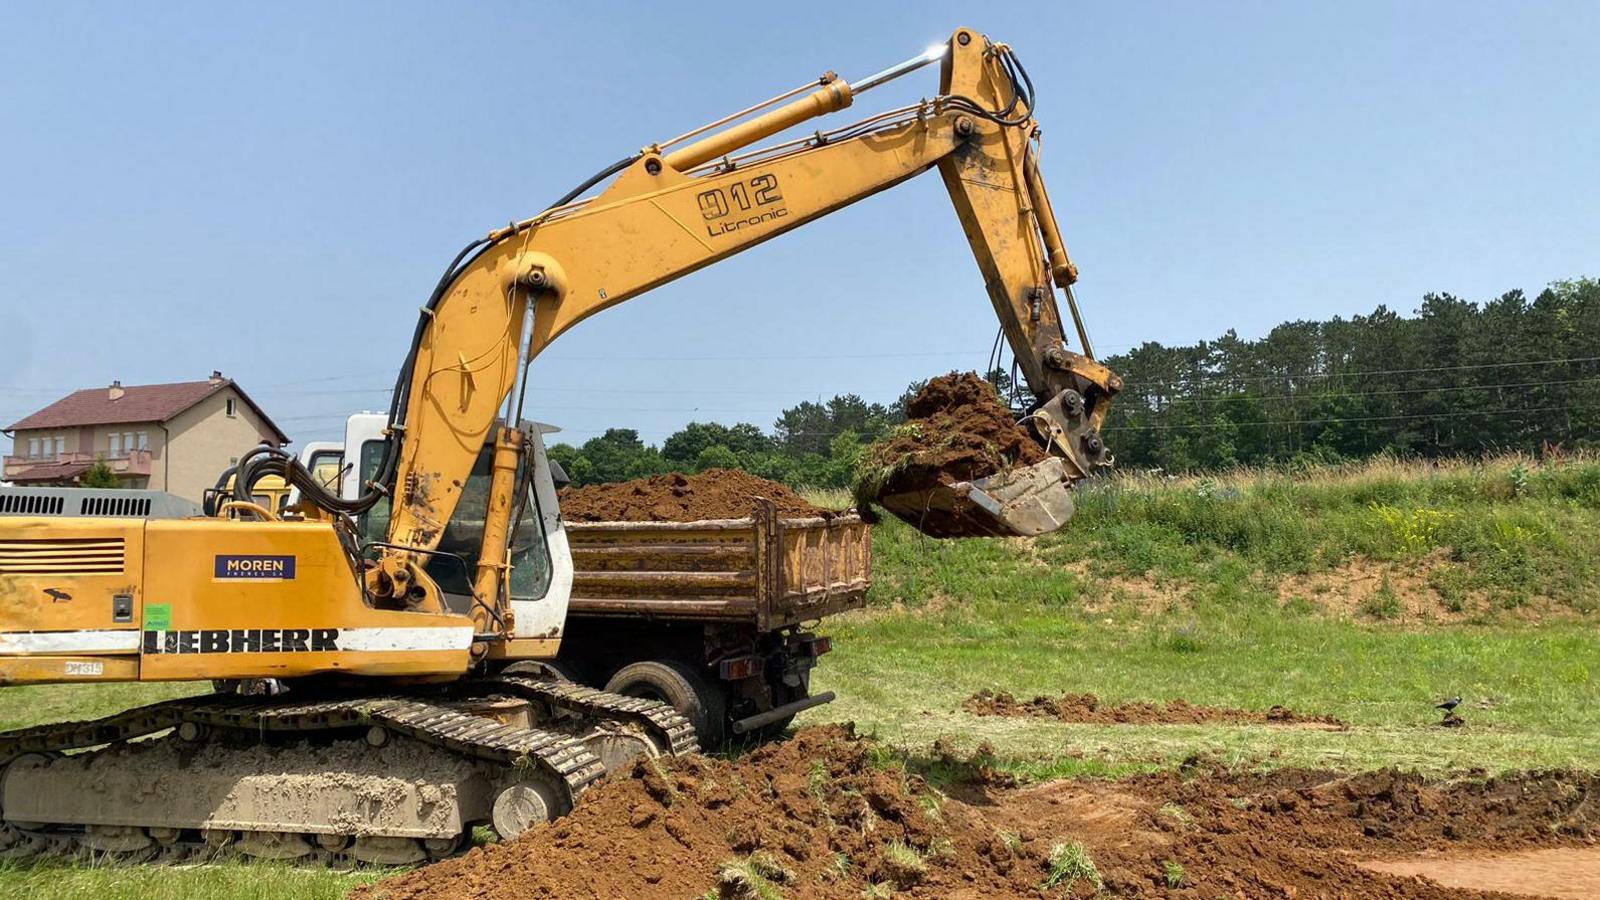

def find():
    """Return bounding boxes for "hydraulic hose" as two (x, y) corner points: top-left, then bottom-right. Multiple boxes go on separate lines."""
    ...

(292, 154), (644, 520)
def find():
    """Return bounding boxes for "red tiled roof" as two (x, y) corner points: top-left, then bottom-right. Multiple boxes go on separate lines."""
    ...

(8, 460), (93, 483)
(5, 380), (289, 443)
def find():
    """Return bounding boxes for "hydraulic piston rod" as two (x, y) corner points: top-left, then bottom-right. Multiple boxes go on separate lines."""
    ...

(663, 41), (949, 173)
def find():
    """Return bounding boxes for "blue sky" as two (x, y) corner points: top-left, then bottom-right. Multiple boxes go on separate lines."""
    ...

(2, 2), (1596, 454)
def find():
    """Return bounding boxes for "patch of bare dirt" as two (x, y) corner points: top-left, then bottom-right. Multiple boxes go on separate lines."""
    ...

(1362, 846), (1600, 899)
(357, 727), (1600, 899)
(964, 689), (1348, 729)
(1276, 551), (1581, 625)
(559, 469), (828, 522)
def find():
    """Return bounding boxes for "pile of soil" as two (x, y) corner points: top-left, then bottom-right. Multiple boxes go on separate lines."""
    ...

(965, 689), (1348, 729)
(559, 469), (828, 522)
(356, 725), (1600, 899)
(856, 372), (1047, 501)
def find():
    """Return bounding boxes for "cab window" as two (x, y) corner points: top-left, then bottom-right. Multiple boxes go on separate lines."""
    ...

(308, 449), (344, 492)
(358, 438), (552, 602)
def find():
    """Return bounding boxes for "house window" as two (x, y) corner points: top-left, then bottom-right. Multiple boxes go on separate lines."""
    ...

(226, 398), (238, 417)
(55, 436), (65, 457)
(137, 431), (148, 451)
(110, 433), (121, 455)
(27, 437), (40, 458)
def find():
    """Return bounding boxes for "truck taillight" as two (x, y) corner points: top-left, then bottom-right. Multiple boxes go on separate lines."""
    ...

(803, 636), (832, 657)
(719, 656), (760, 680)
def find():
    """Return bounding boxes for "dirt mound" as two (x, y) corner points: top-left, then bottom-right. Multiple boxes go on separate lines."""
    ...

(559, 468), (828, 522)
(357, 727), (1600, 899)
(855, 372), (1046, 502)
(964, 689), (1348, 729)
(355, 725), (965, 899)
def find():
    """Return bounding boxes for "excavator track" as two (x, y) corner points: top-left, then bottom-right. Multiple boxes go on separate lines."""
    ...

(484, 674), (700, 757)
(0, 681), (695, 867)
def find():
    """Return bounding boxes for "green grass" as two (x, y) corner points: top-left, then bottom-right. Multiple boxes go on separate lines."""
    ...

(0, 860), (383, 900)
(1042, 841), (1102, 892)
(1039, 454), (1600, 614)
(0, 681), (204, 731)
(813, 580), (1599, 773)
(808, 460), (1600, 774)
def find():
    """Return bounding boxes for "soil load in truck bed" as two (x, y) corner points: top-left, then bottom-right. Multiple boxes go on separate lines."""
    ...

(560, 469), (828, 522)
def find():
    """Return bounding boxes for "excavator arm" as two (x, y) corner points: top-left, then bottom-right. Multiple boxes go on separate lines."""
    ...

(346, 27), (1120, 609)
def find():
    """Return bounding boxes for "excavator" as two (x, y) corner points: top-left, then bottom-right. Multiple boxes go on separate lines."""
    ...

(0, 27), (1119, 865)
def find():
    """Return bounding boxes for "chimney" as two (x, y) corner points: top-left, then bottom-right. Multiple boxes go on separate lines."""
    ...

(209, 370), (224, 385)
(108, 380), (124, 401)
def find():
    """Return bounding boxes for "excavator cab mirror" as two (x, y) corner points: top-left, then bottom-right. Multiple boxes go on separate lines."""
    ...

(548, 458), (571, 490)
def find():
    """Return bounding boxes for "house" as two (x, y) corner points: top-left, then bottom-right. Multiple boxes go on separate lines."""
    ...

(2, 372), (290, 502)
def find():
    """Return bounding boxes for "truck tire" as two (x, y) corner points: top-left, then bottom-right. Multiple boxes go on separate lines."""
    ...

(604, 660), (726, 749)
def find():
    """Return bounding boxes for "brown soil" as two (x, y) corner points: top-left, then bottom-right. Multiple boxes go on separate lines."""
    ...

(559, 469), (828, 522)
(356, 726), (1599, 899)
(964, 689), (1348, 729)
(860, 372), (1047, 498)
(1362, 846), (1600, 899)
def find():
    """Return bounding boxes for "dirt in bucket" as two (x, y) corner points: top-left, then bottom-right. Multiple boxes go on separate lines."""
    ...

(354, 725), (1600, 899)
(852, 372), (1048, 517)
(559, 468), (829, 522)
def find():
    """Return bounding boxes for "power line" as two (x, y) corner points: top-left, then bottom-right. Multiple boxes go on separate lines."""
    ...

(1128, 374), (1600, 409)
(1116, 355), (1600, 391)
(1104, 403), (1581, 433)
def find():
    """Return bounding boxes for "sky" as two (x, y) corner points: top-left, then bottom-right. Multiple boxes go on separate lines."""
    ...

(2, 2), (1596, 455)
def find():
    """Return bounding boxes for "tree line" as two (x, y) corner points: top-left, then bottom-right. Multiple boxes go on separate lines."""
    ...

(547, 279), (1600, 486)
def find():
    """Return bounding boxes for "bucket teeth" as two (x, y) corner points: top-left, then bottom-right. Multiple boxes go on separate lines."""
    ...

(877, 457), (1077, 537)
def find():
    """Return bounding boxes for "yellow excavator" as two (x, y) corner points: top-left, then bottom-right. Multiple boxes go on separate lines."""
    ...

(0, 27), (1119, 864)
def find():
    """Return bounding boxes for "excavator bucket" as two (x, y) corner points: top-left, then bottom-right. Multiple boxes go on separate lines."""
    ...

(875, 457), (1076, 538)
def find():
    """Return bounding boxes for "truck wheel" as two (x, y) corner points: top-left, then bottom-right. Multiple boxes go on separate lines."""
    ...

(604, 660), (726, 749)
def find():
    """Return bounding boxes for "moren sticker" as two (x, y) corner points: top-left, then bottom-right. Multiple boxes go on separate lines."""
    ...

(214, 555), (296, 580)
(143, 628), (339, 654)
(144, 603), (172, 631)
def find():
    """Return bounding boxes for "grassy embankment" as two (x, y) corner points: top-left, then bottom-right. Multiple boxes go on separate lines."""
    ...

(0, 454), (1596, 897)
(814, 453), (1600, 775)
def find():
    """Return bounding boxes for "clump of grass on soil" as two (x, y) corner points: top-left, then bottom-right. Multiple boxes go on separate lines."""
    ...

(1042, 841), (1102, 891)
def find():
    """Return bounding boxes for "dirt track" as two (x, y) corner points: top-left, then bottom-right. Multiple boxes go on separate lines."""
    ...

(964, 689), (1348, 729)
(357, 725), (1600, 899)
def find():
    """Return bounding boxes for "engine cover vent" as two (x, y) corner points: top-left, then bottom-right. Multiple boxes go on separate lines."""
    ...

(0, 493), (65, 516)
(79, 496), (152, 518)
(0, 537), (126, 575)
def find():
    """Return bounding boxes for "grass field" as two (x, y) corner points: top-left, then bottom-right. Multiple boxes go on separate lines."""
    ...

(2, 455), (1596, 897)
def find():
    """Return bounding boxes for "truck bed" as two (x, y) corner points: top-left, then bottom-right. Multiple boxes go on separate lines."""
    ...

(564, 500), (870, 630)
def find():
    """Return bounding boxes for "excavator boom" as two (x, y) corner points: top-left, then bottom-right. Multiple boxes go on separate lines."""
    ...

(349, 26), (1118, 613)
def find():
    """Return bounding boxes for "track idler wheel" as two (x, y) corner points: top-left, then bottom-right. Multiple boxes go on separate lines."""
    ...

(492, 778), (566, 840)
